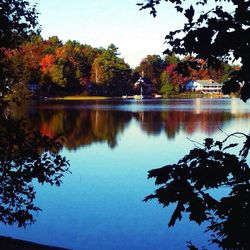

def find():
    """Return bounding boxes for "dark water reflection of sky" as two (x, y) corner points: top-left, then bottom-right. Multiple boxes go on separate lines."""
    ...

(1, 98), (250, 250)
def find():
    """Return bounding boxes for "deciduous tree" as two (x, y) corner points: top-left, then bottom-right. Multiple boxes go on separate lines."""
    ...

(136, 54), (166, 90)
(91, 44), (131, 96)
(0, 0), (40, 102)
(138, 0), (250, 101)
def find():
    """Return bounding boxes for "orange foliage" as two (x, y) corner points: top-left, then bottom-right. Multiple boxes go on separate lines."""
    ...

(40, 54), (55, 73)
(55, 47), (65, 58)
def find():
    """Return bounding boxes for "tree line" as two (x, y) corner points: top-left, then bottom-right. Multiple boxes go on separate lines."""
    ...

(1, 35), (238, 100)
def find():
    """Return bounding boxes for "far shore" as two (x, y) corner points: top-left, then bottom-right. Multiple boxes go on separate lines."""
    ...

(46, 96), (112, 101)
(38, 93), (236, 101)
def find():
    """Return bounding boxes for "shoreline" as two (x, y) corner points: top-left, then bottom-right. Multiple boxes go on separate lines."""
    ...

(36, 93), (234, 101)
(44, 96), (112, 101)
(0, 236), (69, 250)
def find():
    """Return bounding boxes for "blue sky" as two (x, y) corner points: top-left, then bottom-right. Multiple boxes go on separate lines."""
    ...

(29, 0), (186, 68)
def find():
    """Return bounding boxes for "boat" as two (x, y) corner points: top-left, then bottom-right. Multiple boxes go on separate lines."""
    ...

(134, 94), (143, 100)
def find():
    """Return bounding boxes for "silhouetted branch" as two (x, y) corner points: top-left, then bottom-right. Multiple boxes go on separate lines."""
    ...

(186, 137), (203, 148)
(220, 132), (248, 144)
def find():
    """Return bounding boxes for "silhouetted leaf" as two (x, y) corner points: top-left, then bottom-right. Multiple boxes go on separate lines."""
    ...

(215, 141), (222, 150)
(186, 241), (200, 250)
(239, 136), (250, 158)
(145, 132), (250, 249)
(184, 5), (195, 23)
(204, 138), (213, 149)
(175, 6), (183, 12)
(168, 201), (185, 226)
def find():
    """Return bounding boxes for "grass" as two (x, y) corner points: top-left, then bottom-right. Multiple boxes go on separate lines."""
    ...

(37, 92), (237, 101)
(163, 92), (230, 99)
(47, 96), (111, 101)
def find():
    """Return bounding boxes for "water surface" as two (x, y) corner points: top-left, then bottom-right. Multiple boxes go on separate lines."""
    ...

(1, 98), (250, 250)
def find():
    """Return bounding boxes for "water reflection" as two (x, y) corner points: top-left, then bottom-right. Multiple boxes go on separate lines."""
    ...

(2, 98), (250, 249)
(0, 106), (69, 227)
(10, 99), (250, 150)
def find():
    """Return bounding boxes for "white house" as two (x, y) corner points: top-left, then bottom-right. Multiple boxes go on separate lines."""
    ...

(185, 80), (223, 94)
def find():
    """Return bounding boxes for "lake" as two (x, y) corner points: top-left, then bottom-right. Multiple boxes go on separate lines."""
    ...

(1, 98), (250, 250)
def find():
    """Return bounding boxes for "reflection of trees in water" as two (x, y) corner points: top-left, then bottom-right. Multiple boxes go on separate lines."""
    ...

(134, 112), (163, 136)
(31, 108), (133, 150)
(11, 102), (250, 150)
(0, 109), (69, 227)
(5, 101), (250, 247)
(135, 111), (239, 138)
(163, 111), (233, 137)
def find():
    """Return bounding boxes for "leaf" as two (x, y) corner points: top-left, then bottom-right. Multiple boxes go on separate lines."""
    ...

(187, 196), (207, 224)
(143, 194), (156, 202)
(175, 6), (183, 13)
(148, 165), (173, 185)
(186, 241), (199, 250)
(240, 136), (250, 158)
(204, 138), (214, 149)
(197, 13), (208, 23)
(215, 141), (222, 150)
(184, 5), (195, 23)
(168, 201), (185, 227)
(202, 193), (219, 210)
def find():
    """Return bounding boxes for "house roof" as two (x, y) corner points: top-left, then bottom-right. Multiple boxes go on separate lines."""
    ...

(194, 80), (223, 86)
(196, 79), (214, 84)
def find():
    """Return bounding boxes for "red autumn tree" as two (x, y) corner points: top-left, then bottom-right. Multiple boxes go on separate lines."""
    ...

(40, 54), (55, 73)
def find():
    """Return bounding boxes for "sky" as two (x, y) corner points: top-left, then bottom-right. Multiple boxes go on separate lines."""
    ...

(28, 0), (186, 68)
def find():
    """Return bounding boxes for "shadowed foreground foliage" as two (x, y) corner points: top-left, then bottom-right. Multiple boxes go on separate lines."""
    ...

(145, 134), (250, 249)
(0, 111), (69, 227)
(0, 0), (40, 101)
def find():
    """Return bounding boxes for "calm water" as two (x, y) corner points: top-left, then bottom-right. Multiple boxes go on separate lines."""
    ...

(1, 98), (250, 250)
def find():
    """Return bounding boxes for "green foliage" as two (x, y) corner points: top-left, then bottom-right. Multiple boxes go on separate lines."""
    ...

(49, 64), (66, 87)
(44, 36), (62, 54)
(2, 36), (133, 97)
(91, 44), (131, 96)
(0, 0), (40, 102)
(0, 0), (40, 48)
(136, 54), (166, 90)
(160, 83), (174, 95)
(219, 63), (236, 83)
(160, 71), (174, 95)
(164, 54), (180, 65)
